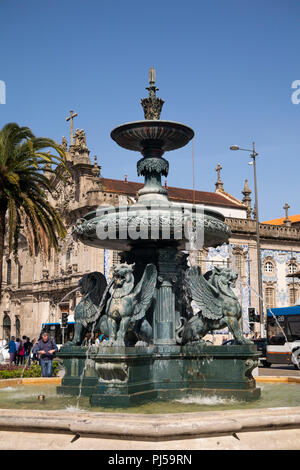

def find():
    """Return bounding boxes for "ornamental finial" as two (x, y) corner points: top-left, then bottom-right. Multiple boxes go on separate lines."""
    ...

(141, 68), (164, 120)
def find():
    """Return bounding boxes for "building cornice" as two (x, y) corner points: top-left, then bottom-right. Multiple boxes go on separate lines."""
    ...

(226, 217), (300, 241)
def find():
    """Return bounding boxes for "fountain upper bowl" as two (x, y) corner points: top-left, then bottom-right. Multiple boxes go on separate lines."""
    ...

(72, 203), (231, 251)
(110, 120), (194, 153)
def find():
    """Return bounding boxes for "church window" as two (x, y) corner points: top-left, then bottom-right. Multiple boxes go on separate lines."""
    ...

(264, 261), (274, 273)
(265, 286), (276, 310)
(289, 285), (298, 305)
(234, 253), (243, 278)
(17, 264), (22, 288)
(15, 317), (20, 338)
(2, 315), (11, 341)
(112, 251), (121, 267)
(66, 248), (71, 267)
(288, 263), (297, 275)
(6, 259), (11, 285)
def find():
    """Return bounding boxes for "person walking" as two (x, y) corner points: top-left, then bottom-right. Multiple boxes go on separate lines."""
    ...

(24, 337), (33, 366)
(17, 339), (25, 365)
(14, 338), (20, 365)
(34, 332), (58, 377)
(8, 336), (16, 365)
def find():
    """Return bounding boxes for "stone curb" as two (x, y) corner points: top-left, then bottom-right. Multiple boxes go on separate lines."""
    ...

(1, 375), (299, 388)
(0, 376), (299, 440)
(0, 377), (61, 388)
(0, 407), (300, 440)
(256, 376), (300, 383)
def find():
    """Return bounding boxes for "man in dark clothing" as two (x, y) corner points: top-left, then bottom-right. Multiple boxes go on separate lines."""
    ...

(33, 332), (58, 377)
(24, 337), (33, 366)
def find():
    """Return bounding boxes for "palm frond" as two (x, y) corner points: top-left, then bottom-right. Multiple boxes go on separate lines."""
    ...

(0, 122), (68, 266)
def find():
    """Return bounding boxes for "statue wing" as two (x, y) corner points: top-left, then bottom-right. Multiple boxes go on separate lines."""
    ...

(132, 264), (157, 321)
(185, 266), (223, 320)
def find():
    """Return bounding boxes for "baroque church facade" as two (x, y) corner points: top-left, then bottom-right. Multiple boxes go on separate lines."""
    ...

(1, 128), (300, 341)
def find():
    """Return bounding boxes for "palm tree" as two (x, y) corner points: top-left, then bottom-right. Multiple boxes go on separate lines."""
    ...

(0, 123), (69, 298)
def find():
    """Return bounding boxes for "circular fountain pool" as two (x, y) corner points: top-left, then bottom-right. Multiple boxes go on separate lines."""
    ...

(0, 382), (299, 414)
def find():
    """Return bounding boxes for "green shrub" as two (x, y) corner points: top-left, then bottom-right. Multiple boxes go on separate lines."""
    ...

(0, 361), (61, 379)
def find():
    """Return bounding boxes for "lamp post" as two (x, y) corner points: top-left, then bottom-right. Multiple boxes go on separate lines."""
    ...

(230, 142), (264, 337)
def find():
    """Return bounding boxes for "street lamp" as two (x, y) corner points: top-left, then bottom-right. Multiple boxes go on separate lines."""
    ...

(230, 142), (264, 337)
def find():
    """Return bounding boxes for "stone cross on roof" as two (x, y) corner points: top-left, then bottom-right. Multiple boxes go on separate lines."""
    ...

(215, 163), (224, 191)
(283, 202), (292, 226)
(66, 110), (78, 146)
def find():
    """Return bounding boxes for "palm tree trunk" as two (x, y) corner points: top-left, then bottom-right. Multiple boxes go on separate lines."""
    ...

(0, 203), (7, 299)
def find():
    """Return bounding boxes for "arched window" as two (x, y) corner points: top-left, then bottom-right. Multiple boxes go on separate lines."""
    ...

(15, 317), (20, 338)
(17, 264), (22, 288)
(264, 261), (274, 273)
(288, 263), (297, 275)
(6, 259), (11, 285)
(3, 315), (11, 341)
(66, 248), (71, 268)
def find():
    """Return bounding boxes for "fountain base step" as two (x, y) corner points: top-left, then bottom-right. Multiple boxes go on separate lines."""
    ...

(89, 386), (261, 407)
(57, 343), (261, 407)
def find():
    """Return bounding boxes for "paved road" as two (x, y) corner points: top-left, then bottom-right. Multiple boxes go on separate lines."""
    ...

(258, 364), (300, 377)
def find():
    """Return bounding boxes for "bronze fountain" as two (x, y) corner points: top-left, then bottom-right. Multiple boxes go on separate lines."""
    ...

(57, 69), (260, 406)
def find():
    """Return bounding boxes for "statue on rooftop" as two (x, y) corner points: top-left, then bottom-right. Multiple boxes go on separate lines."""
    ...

(74, 128), (80, 146)
(61, 136), (68, 152)
(78, 129), (87, 147)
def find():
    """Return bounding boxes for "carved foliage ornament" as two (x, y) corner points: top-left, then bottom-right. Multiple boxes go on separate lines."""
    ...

(137, 157), (169, 177)
(141, 96), (165, 120)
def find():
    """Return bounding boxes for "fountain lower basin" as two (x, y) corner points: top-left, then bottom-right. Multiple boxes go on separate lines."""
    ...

(0, 379), (299, 412)
(57, 344), (260, 407)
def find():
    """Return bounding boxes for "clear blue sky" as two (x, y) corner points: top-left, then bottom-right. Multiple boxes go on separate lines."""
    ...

(1, 0), (300, 221)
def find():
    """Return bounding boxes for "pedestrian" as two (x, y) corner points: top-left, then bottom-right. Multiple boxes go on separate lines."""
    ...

(15, 338), (20, 365)
(17, 339), (25, 365)
(8, 336), (16, 365)
(81, 332), (91, 346)
(94, 332), (100, 346)
(99, 333), (108, 343)
(31, 338), (38, 363)
(24, 337), (33, 366)
(33, 332), (58, 377)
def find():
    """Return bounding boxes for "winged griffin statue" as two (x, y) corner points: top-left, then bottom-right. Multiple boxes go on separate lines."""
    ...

(181, 266), (252, 345)
(67, 271), (109, 346)
(103, 263), (157, 346)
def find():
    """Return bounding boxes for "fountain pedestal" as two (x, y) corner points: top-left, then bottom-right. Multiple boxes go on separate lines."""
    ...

(57, 344), (260, 406)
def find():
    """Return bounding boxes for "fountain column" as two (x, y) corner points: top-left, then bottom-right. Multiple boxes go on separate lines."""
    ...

(154, 247), (177, 345)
